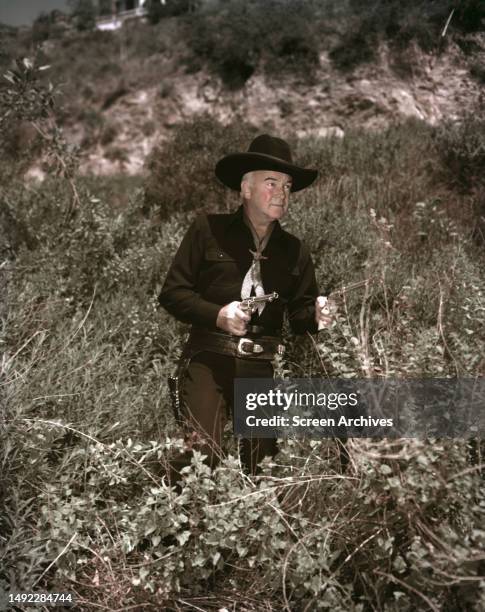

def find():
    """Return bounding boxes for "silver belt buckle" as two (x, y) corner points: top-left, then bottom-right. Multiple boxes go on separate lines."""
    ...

(237, 338), (264, 356)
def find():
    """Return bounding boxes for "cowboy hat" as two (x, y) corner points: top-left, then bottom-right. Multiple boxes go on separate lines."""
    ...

(215, 134), (318, 192)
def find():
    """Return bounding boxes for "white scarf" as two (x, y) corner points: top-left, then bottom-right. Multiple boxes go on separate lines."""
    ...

(241, 215), (275, 315)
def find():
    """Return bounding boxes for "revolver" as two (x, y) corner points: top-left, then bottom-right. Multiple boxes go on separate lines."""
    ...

(240, 291), (279, 314)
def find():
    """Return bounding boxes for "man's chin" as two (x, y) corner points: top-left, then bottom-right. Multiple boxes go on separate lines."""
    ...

(268, 205), (286, 218)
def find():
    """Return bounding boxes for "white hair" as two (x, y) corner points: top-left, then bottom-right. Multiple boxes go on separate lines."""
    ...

(240, 171), (255, 203)
(241, 171), (255, 189)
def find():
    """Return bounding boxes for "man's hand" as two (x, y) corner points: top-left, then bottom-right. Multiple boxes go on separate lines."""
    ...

(315, 296), (337, 330)
(216, 301), (251, 336)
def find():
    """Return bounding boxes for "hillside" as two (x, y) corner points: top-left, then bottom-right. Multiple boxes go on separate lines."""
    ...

(0, 0), (484, 177)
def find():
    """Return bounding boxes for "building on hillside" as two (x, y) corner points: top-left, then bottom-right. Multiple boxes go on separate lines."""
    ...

(94, 0), (166, 31)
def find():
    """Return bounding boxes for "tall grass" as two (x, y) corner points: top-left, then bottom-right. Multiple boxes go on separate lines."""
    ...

(2, 118), (484, 610)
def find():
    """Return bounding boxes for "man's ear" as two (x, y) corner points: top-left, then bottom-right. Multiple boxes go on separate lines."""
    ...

(241, 179), (252, 199)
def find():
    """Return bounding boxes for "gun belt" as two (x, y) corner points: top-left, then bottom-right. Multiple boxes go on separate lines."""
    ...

(186, 329), (285, 360)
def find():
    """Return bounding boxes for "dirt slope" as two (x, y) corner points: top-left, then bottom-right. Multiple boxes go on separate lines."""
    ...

(26, 31), (485, 178)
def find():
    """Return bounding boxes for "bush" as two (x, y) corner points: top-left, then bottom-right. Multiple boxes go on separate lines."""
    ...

(147, 0), (196, 24)
(329, 0), (466, 71)
(455, 0), (485, 33)
(329, 22), (379, 71)
(143, 114), (259, 219)
(184, 0), (320, 88)
(470, 60), (485, 84)
(32, 12), (53, 43)
(436, 115), (485, 190)
(69, 0), (96, 32)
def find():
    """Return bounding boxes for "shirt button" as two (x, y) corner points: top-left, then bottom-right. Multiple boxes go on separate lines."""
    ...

(218, 253), (224, 258)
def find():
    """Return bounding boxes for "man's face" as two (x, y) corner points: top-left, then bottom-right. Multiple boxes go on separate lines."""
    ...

(241, 170), (292, 224)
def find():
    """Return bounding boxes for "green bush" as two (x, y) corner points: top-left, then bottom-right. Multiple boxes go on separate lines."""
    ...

(470, 60), (485, 84)
(143, 114), (259, 218)
(69, 0), (96, 32)
(32, 12), (53, 43)
(436, 115), (485, 190)
(455, 0), (485, 33)
(146, 0), (195, 24)
(328, 0), (479, 71)
(184, 0), (320, 88)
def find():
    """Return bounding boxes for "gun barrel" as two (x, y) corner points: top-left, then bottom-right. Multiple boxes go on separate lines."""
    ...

(330, 279), (371, 297)
(241, 292), (279, 312)
(249, 291), (278, 303)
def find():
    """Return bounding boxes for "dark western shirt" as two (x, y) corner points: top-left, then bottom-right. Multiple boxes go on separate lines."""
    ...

(159, 206), (320, 335)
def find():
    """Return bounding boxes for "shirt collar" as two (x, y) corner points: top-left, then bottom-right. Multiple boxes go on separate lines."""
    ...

(230, 205), (282, 239)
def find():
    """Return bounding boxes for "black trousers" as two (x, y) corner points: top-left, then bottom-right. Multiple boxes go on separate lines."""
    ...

(169, 351), (278, 484)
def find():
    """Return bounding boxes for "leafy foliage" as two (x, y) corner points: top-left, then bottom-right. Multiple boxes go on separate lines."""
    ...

(183, 0), (321, 87)
(68, 0), (96, 32)
(143, 115), (259, 218)
(146, 0), (196, 24)
(436, 115), (485, 191)
(0, 57), (80, 211)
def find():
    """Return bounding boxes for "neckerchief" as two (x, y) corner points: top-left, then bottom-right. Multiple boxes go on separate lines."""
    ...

(241, 213), (275, 315)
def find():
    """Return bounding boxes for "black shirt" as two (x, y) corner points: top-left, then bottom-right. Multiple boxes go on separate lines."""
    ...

(159, 206), (319, 335)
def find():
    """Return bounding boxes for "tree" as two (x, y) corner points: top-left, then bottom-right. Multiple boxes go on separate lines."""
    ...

(32, 12), (51, 42)
(146, 0), (164, 24)
(68, 0), (97, 31)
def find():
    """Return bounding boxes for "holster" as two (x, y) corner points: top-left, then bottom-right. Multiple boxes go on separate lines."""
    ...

(167, 352), (192, 423)
(167, 329), (284, 420)
(167, 374), (182, 422)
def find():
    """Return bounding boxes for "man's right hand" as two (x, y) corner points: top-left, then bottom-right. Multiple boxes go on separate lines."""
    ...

(216, 301), (251, 336)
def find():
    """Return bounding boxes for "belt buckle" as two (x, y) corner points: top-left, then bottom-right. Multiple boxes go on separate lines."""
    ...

(237, 338), (264, 356)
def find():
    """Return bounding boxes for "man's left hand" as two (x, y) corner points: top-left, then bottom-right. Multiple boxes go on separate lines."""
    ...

(315, 296), (337, 330)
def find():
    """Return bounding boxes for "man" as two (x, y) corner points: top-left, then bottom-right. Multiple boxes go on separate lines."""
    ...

(159, 134), (334, 484)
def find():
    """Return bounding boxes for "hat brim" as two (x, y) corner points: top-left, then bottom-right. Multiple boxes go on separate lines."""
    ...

(215, 152), (318, 192)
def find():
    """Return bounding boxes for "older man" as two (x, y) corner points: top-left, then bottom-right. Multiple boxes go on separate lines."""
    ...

(159, 134), (334, 483)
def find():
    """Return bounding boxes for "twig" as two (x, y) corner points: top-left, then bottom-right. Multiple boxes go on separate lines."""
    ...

(446, 463), (484, 481)
(3, 330), (46, 371)
(129, 550), (178, 568)
(330, 278), (374, 298)
(441, 9), (455, 38)
(19, 418), (162, 488)
(177, 600), (207, 612)
(207, 474), (354, 508)
(374, 570), (440, 611)
(437, 280), (459, 375)
(31, 532), (77, 588)
(320, 528), (384, 594)
(60, 283), (97, 352)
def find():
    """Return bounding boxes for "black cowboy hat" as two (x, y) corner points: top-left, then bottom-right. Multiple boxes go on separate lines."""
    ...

(215, 134), (318, 192)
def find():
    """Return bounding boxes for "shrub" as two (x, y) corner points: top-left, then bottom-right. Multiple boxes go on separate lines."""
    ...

(470, 60), (485, 84)
(146, 0), (195, 24)
(436, 115), (485, 191)
(455, 0), (485, 33)
(32, 12), (53, 43)
(184, 0), (320, 88)
(99, 122), (118, 145)
(329, 23), (378, 71)
(68, 0), (96, 32)
(329, 0), (463, 72)
(143, 114), (259, 219)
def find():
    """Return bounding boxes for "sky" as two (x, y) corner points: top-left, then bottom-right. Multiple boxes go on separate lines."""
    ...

(0, 1), (70, 27)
